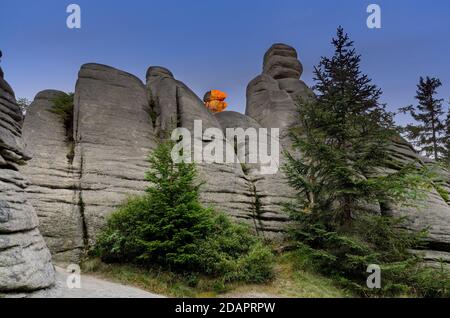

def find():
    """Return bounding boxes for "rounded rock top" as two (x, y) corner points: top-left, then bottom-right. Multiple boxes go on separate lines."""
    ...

(146, 66), (174, 81)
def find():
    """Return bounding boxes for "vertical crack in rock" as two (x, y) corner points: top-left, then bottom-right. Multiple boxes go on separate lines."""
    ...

(175, 86), (182, 129)
(71, 63), (157, 250)
(249, 178), (264, 238)
(215, 111), (292, 240)
(77, 150), (89, 250)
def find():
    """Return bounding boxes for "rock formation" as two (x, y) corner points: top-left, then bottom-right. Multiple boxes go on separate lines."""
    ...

(18, 44), (450, 265)
(73, 64), (157, 249)
(0, 59), (55, 294)
(22, 64), (157, 263)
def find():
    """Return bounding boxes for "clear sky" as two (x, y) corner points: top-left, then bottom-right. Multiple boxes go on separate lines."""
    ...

(1, 0), (449, 125)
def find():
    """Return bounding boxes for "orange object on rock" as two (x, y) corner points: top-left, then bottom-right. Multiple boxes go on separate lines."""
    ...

(204, 89), (228, 113)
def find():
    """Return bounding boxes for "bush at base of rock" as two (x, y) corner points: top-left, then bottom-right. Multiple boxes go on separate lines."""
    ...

(94, 142), (274, 284)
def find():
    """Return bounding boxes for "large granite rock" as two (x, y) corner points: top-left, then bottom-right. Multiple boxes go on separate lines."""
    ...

(21, 90), (84, 264)
(0, 62), (55, 294)
(18, 44), (450, 261)
(21, 64), (158, 262)
(73, 64), (157, 248)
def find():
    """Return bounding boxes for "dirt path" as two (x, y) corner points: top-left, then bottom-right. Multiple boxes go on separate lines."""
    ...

(54, 266), (165, 298)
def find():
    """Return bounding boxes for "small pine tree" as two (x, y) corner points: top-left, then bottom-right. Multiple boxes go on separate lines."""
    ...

(96, 141), (274, 282)
(49, 93), (75, 162)
(97, 141), (216, 268)
(17, 97), (31, 115)
(49, 93), (74, 137)
(400, 77), (446, 160)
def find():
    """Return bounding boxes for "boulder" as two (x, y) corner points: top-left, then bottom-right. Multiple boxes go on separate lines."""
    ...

(0, 63), (55, 294)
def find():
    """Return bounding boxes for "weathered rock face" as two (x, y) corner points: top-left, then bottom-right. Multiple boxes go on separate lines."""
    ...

(0, 64), (55, 293)
(247, 43), (314, 152)
(74, 64), (157, 248)
(215, 111), (293, 237)
(22, 64), (157, 263)
(22, 90), (84, 264)
(382, 139), (450, 260)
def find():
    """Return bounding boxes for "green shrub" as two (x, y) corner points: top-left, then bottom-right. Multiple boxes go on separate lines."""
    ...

(49, 93), (75, 162)
(195, 213), (274, 283)
(290, 212), (450, 297)
(95, 141), (273, 284)
(49, 93), (74, 132)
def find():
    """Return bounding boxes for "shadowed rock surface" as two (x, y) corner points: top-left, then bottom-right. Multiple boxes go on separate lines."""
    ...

(0, 62), (55, 294)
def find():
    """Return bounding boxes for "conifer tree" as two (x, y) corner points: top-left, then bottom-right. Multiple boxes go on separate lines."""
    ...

(401, 77), (445, 160)
(284, 27), (435, 296)
(96, 141), (274, 283)
(285, 26), (399, 225)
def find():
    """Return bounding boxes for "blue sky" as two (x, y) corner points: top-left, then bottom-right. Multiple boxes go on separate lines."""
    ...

(1, 0), (449, 125)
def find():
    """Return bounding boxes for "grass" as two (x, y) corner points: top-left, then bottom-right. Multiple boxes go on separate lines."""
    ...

(81, 252), (351, 298)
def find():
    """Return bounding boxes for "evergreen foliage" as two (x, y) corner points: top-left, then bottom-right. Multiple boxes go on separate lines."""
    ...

(49, 93), (75, 162)
(96, 141), (273, 284)
(400, 77), (446, 160)
(284, 27), (449, 297)
(49, 93), (74, 134)
(17, 97), (31, 115)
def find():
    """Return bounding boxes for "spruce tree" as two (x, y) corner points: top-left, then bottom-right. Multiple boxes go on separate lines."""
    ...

(285, 26), (398, 225)
(284, 27), (435, 296)
(401, 77), (445, 160)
